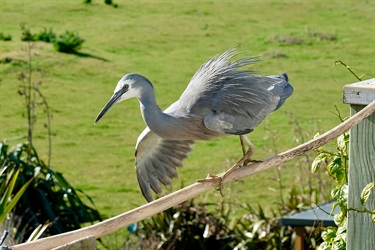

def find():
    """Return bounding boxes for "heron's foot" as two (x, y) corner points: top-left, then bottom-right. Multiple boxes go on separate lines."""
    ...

(198, 173), (223, 182)
(198, 173), (227, 197)
(239, 135), (257, 165)
(197, 136), (261, 197)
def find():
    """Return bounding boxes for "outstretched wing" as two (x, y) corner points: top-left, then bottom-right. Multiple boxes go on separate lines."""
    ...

(135, 127), (194, 202)
(176, 47), (258, 115)
(176, 47), (293, 134)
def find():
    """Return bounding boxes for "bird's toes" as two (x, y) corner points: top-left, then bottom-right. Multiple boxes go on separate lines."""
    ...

(197, 173), (223, 182)
(197, 173), (227, 197)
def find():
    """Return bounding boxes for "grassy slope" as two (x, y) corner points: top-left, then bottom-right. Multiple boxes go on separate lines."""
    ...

(0, 1), (374, 218)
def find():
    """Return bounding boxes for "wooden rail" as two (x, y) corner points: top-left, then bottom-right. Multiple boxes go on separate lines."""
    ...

(11, 83), (375, 250)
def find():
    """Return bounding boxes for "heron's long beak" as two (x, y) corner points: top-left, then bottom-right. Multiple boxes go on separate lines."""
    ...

(94, 89), (126, 124)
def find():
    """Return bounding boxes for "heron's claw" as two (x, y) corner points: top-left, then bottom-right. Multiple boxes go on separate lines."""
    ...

(198, 173), (227, 196)
(197, 136), (262, 197)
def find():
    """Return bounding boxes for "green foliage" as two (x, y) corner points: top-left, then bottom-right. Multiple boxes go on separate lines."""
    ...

(313, 129), (374, 249)
(20, 25), (56, 43)
(134, 200), (236, 249)
(0, 41), (100, 244)
(103, 0), (118, 7)
(234, 186), (323, 250)
(319, 226), (346, 250)
(313, 121), (349, 250)
(20, 25), (36, 42)
(360, 182), (374, 206)
(0, 32), (12, 41)
(35, 28), (56, 43)
(113, 188), (323, 249)
(312, 65), (375, 250)
(19, 25), (83, 54)
(311, 132), (349, 185)
(0, 152), (35, 224)
(53, 31), (85, 53)
(0, 141), (102, 243)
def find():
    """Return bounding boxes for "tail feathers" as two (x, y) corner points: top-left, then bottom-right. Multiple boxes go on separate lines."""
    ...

(272, 73), (293, 110)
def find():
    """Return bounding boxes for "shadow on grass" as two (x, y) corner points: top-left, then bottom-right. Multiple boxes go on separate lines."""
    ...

(65, 51), (109, 62)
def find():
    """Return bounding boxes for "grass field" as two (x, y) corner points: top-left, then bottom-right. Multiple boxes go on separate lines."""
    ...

(1, 0), (374, 222)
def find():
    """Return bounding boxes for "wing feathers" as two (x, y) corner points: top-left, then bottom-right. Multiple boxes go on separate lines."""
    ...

(135, 129), (194, 202)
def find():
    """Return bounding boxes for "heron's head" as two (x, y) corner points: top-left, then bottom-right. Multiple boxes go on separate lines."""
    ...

(94, 73), (153, 124)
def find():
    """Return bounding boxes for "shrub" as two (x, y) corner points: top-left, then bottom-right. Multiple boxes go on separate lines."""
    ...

(117, 188), (324, 250)
(53, 31), (85, 53)
(0, 142), (102, 243)
(34, 28), (56, 43)
(0, 32), (12, 41)
(20, 25), (37, 41)
(19, 25), (85, 54)
(0, 42), (99, 245)
(20, 25), (56, 43)
(104, 0), (118, 8)
(127, 200), (237, 250)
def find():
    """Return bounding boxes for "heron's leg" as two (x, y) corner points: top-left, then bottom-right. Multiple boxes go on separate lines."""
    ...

(240, 135), (247, 156)
(198, 135), (260, 196)
(240, 135), (259, 165)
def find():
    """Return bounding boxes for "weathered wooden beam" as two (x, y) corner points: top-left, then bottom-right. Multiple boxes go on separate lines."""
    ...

(344, 78), (375, 250)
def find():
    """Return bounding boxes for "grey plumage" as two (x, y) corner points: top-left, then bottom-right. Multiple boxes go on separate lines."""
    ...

(95, 48), (293, 202)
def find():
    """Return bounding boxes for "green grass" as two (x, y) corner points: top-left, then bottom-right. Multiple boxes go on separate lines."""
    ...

(0, 0), (374, 220)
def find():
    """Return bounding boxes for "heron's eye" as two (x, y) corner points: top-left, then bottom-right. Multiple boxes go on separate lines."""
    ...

(124, 84), (129, 90)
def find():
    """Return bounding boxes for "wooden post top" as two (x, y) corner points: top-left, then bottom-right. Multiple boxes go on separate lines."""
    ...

(343, 78), (375, 105)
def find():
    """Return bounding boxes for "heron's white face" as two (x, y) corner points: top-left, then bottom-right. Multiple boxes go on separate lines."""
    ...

(94, 73), (152, 124)
(113, 79), (135, 104)
(113, 73), (151, 104)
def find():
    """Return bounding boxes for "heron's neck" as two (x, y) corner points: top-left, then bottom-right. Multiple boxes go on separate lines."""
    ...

(138, 92), (180, 139)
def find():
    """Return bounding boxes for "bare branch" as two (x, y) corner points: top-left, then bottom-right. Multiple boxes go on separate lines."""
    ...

(12, 99), (375, 250)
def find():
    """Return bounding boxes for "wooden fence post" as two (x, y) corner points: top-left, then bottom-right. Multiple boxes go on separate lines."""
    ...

(343, 78), (375, 249)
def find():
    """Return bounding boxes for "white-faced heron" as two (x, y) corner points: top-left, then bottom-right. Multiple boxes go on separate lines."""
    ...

(95, 48), (293, 202)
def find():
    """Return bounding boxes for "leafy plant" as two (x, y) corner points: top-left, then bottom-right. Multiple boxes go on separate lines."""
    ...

(312, 63), (375, 250)
(312, 130), (348, 250)
(20, 24), (37, 42)
(53, 31), (85, 53)
(19, 25), (84, 54)
(0, 142), (101, 243)
(312, 116), (374, 250)
(104, 0), (118, 7)
(0, 155), (36, 224)
(234, 186), (323, 250)
(0, 32), (12, 41)
(135, 200), (236, 249)
(111, 186), (324, 250)
(20, 25), (56, 43)
(0, 40), (100, 244)
(34, 28), (56, 43)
